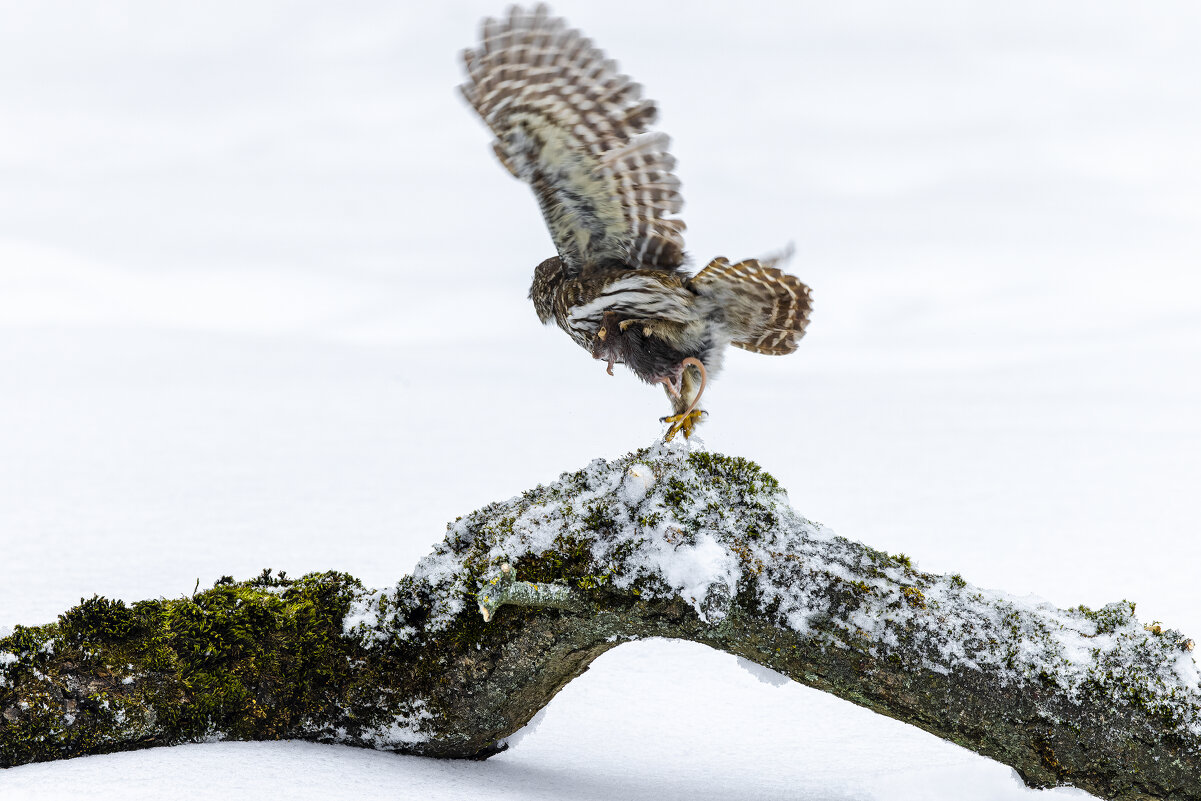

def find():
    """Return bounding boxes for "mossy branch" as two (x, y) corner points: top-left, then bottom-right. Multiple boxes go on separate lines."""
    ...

(2, 445), (1199, 801)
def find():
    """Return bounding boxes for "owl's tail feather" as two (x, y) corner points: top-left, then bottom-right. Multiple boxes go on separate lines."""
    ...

(690, 256), (812, 355)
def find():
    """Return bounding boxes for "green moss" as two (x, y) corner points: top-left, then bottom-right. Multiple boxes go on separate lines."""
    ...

(637, 511), (663, 529)
(901, 586), (926, 609)
(0, 571), (375, 767)
(506, 526), (643, 593)
(857, 545), (894, 577)
(0, 623), (57, 659)
(59, 596), (142, 646)
(520, 484), (547, 503)
(686, 452), (780, 492)
(661, 477), (692, 514)
(139, 571), (363, 740)
(1074, 601), (1136, 635)
(247, 567), (292, 587)
(559, 466), (592, 494)
(582, 503), (614, 534)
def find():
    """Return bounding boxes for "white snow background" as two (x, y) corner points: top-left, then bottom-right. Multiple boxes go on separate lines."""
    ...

(2, 1), (1199, 798)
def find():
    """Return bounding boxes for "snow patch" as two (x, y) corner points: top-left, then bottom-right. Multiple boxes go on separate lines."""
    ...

(618, 463), (654, 506)
(361, 701), (434, 747)
(342, 592), (383, 634)
(341, 588), (416, 647)
(736, 656), (791, 688)
(648, 532), (739, 623)
(500, 704), (549, 750)
(1175, 651), (1201, 689)
(0, 649), (15, 686)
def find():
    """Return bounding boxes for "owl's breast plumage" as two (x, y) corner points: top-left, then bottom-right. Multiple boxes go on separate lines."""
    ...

(548, 271), (722, 386)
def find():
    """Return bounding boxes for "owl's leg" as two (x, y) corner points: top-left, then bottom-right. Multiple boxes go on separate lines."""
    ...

(661, 357), (708, 441)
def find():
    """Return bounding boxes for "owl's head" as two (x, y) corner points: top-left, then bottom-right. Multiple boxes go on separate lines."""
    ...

(529, 256), (564, 324)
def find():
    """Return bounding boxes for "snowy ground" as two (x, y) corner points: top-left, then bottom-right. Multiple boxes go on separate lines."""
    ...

(2, 1), (1199, 799)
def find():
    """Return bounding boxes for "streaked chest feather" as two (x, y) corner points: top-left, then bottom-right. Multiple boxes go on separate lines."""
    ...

(553, 274), (695, 346)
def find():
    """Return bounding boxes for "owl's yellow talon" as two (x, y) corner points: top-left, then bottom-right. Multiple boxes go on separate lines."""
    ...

(661, 409), (705, 441)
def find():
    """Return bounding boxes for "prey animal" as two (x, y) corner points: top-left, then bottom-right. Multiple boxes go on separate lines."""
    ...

(460, 5), (812, 440)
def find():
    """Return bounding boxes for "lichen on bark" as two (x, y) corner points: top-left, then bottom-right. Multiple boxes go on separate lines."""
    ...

(2, 444), (1199, 800)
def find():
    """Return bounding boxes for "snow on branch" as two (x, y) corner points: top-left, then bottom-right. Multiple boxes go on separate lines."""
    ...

(2, 444), (1199, 799)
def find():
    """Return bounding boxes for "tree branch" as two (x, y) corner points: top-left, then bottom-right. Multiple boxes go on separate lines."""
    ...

(476, 563), (588, 622)
(2, 445), (1198, 799)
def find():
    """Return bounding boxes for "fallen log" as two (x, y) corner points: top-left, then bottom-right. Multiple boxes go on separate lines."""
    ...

(2, 445), (1198, 799)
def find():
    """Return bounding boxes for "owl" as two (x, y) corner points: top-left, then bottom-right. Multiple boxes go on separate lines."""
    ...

(460, 5), (812, 440)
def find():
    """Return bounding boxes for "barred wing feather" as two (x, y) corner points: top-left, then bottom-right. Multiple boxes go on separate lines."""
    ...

(460, 4), (686, 273)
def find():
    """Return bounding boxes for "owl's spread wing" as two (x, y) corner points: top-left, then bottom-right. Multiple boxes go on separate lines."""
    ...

(460, 4), (686, 274)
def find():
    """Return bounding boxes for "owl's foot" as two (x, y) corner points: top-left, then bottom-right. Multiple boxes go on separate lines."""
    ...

(619, 318), (656, 337)
(660, 357), (708, 441)
(662, 409), (706, 442)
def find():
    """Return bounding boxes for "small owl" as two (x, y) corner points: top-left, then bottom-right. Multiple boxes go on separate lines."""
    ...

(460, 5), (812, 440)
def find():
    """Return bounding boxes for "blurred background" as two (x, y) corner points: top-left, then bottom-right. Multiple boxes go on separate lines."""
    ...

(1, 2), (1199, 798)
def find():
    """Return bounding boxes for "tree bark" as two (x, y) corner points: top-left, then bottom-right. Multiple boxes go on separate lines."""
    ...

(2, 445), (1198, 799)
